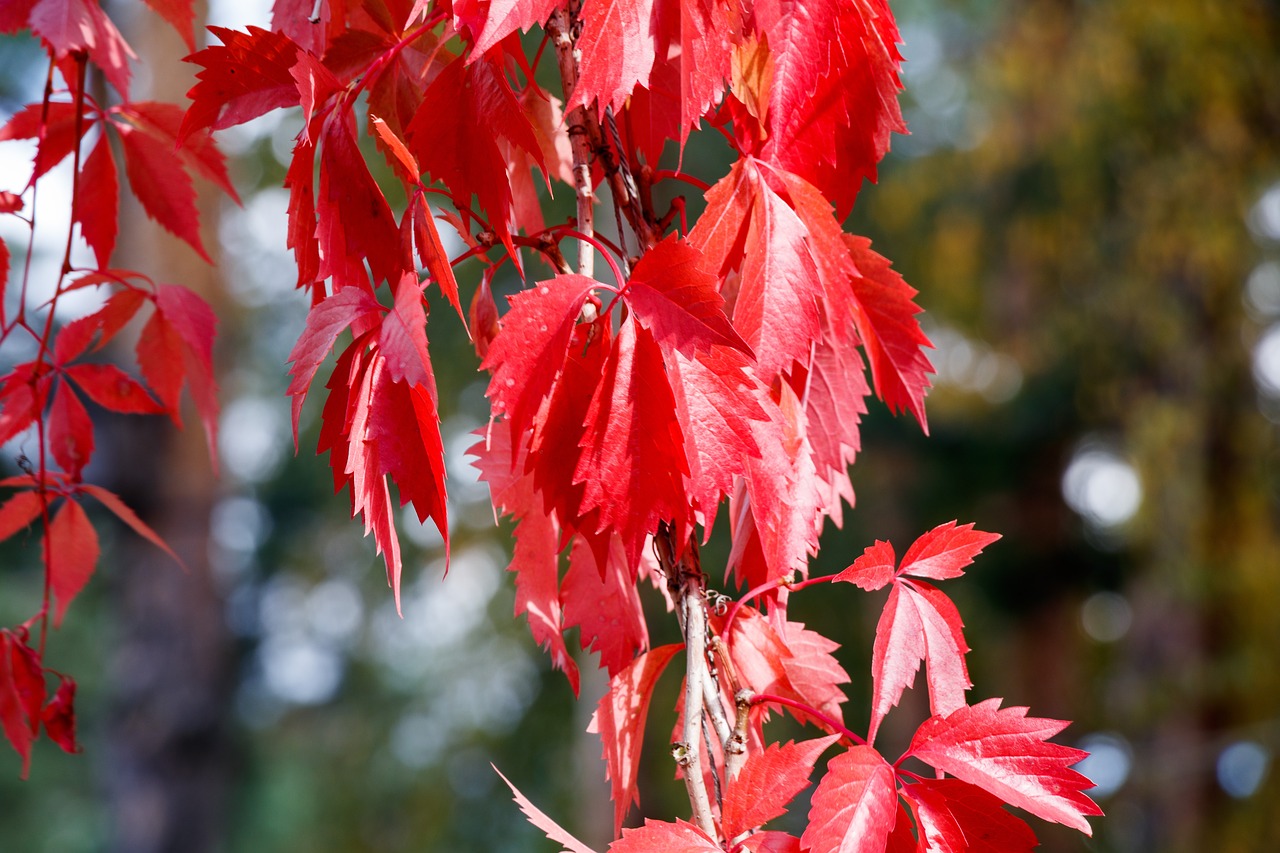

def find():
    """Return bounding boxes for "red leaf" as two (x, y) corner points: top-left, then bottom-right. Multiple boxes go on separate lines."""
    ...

(573, 0), (657, 117)
(411, 197), (464, 325)
(507, 500), (580, 695)
(778, 621), (849, 726)
(317, 119), (403, 288)
(0, 101), (87, 181)
(405, 54), (545, 260)
(179, 26), (302, 141)
(905, 779), (1038, 853)
(845, 236), (934, 431)
(48, 381), (93, 481)
(906, 699), (1102, 835)
(0, 364), (41, 447)
(588, 643), (682, 835)
(285, 139), (320, 288)
(562, 533), (648, 677)
(691, 158), (823, 381)
(483, 273), (597, 441)
(608, 819), (721, 853)
(48, 499), (100, 626)
(29, 0), (136, 94)
(41, 674), (78, 754)
(377, 273), (431, 388)
(136, 307), (187, 419)
(1, 632), (37, 777)
(898, 521), (1001, 582)
(470, 0), (560, 57)
(286, 286), (382, 438)
(722, 735), (839, 838)
(495, 765), (600, 853)
(65, 363), (164, 414)
(575, 316), (691, 567)
(866, 581), (971, 744)
(650, 0), (733, 148)
(754, 0), (906, 217)
(72, 133), (118, 267)
(623, 234), (750, 358)
(802, 745), (900, 853)
(739, 832), (801, 853)
(0, 490), (43, 543)
(116, 101), (238, 201)
(116, 121), (209, 261)
(836, 539), (897, 591)
(78, 483), (181, 566)
(139, 0), (194, 50)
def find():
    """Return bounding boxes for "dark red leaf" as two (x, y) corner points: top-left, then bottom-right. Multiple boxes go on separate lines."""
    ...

(116, 121), (209, 261)
(41, 675), (78, 754)
(139, 0), (194, 50)
(562, 533), (648, 677)
(1, 632), (37, 777)
(179, 26), (302, 142)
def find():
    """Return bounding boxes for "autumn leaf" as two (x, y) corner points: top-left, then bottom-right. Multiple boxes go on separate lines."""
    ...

(607, 818), (721, 853)
(906, 698), (1103, 834)
(905, 778), (1038, 853)
(802, 745), (900, 853)
(589, 643), (682, 835)
(721, 735), (839, 839)
(179, 26), (302, 141)
(495, 765), (600, 853)
(48, 499), (100, 626)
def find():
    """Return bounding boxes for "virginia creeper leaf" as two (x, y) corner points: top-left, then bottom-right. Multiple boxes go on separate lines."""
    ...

(906, 778), (1038, 853)
(722, 735), (839, 839)
(495, 765), (600, 853)
(179, 26), (302, 141)
(802, 745), (899, 853)
(607, 819), (721, 853)
(588, 643), (682, 835)
(48, 499), (100, 627)
(898, 521), (1001, 581)
(0, 491), (43, 543)
(906, 698), (1103, 834)
(64, 364), (164, 414)
(79, 483), (181, 566)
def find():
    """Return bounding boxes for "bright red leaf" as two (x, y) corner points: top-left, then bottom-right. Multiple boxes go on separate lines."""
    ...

(905, 779), (1037, 853)
(48, 499), (100, 626)
(802, 745), (899, 853)
(906, 699), (1102, 835)
(722, 735), (839, 839)
(179, 26), (302, 141)
(608, 819), (721, 853)
(496, 765), (600, 853)
(589, 643), (682, 835)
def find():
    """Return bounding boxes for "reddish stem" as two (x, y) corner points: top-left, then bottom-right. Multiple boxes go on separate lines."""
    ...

(749, 693), (866, 746)
(653, 169), (711, 192)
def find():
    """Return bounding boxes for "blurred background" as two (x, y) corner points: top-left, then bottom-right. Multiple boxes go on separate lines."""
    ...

(2, 0), (1279, 850)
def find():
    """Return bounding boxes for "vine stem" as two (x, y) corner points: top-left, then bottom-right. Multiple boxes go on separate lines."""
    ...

(546, 7), (595, 279)
(657, 526), (719, 839)
(749, 693), (867, 746)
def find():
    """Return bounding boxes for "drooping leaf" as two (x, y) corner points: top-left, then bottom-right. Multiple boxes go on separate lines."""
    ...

(905, 778), (1038, 853)
(115, 121), (210, 261)
(72, 133), (118, 267)
(40, 674), (78, 754)
(285, 286), (382, 438)
(845, 236), (933, 430)
(588, 643), (682, 835)
(802, 745), (899, 853)
(575, 316), (691, 568)
(48, 381), (93, 481)
(561, 533), (648, 677)
(29, 0), (136, 94)
(495, 765), (600, 853)
(139, 0), (194, 50)
(721, 735), (839, 839)
(1, 631), (38, 777)
(906, 698), (1102, 835)
(78, 483), (181, 566)
(47, 499), (100, 627)
(573, 0), (657, 117)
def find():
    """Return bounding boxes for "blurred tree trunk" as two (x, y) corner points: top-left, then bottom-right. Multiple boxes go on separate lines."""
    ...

(99, 5), (234, 851)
